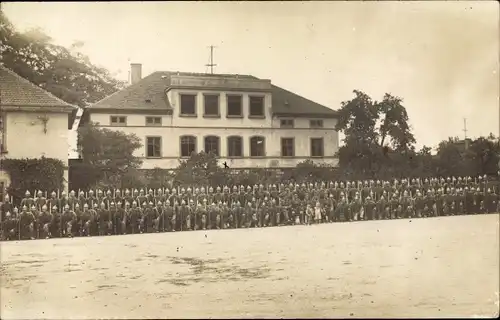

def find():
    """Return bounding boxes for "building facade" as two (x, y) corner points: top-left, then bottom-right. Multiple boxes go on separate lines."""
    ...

(0, 66), (76, 192)
(87, 64), (340, 169)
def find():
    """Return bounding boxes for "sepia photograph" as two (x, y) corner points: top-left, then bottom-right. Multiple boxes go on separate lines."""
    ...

(0, 1), (499, 318)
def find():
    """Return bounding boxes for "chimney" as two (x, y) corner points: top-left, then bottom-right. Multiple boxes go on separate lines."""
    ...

(130, 63), (142, 85)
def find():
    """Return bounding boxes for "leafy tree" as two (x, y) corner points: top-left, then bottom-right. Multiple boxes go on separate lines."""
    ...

(173, 152), (228, 187)
(74, 122), (143, 190)
(335, 90), (416, 179)
(0, 9), (125, 108)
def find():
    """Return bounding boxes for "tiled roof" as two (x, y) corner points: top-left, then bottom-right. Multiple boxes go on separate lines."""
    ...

(90, 71), (337, 117)
(0, 65), (75, 110)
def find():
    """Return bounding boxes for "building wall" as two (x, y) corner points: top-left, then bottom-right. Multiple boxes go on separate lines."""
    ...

(90, 112), (339, 169)
(1, 112), (70, 189)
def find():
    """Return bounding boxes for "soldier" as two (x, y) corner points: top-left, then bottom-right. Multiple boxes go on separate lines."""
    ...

(98, 202), (112, 236)
(2, 211), (18, 240)
(351, 194), (363, 221)
(80, 203), (93, 237)
(38, 205), (52, 239)
(103, 190), (114, 209)
(96, 189), (105, 205)
(199, 201), (208, 230)
(78, 190), (87, 209)
(140, 202), (153, 233)
(61, 204), (77, 238)
(34, 191), (47, 211)
(153, 201), (164, 232)
(19, 206), (36, 240)
(87, 190), (97, 208)
(123, 189), (134, 207)
(20, 190), (35, 209)
(59, 191), (69, 210)
(114, 190), (123, 209)
(88, 203), (99, 236)
(414, 191), (424, 218)
(250, 202), (258, 228)
(364, 196), (375, 221)
(68, 190), (78, 211)
(50, 205), (62, 238)
(111, 202), (125, 235)
(1, 195), (14, 222)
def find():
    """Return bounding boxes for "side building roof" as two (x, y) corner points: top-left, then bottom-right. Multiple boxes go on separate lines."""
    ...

(0, 65), (76, 113)
(89, 71), (337, 118)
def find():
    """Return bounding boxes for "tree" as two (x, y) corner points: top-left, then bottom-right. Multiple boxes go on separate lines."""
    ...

(75, 122), (143, 189)
(173, 152), (228, 187)
(0, 9), (125, 108)
(335, 90), (416, 179)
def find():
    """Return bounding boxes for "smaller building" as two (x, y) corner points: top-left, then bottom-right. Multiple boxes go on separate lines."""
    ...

(0, 66), (76, 193)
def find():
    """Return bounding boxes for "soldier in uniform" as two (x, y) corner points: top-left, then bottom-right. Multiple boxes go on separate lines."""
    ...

(19, 205), (36, 240)
(2, 211), (18, 240)
(50, 205), (62, 238)
(98, 202), (112, 236)
(61, 204), (77, 238)
(68, 190), (78, 211)
(21, 190), (35, 209)
(79, 203), (93, 237)
(141, 202), (154, 233)
(153, 201), (164, 232)
(364, 196), (375, 221)
(34, 191), (47, 211)
(38, 205), (52, 239)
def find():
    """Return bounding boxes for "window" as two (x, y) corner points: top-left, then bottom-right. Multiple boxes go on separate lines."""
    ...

(280, 119), (294, 128)
(110, 116), (127, 126)
(204, 136), (220, 156)
(204, 94), (220, 117)
(180, 94), (197, 116)
(250, 136), (265, 157)
(227, 136), (243, 157)
(146, 137), (162, 158)
(310, 119), (324, 128)
(227, 95), (243, 117)
(281, 138), (295, 157)
(249, 96), (264, 117)
(311, 138), (324, 157)
(180, 136), (197, 157)
(146, 116), (162, 126)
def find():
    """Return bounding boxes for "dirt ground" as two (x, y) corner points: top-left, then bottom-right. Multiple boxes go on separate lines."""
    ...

(1, 214), (499, 319)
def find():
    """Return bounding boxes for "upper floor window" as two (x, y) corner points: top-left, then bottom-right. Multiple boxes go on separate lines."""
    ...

(250, 136), (265, 157)
(180, 135), (197, 157)
(180, 94), (197, 116)
(310, 119), (324, 128)
(227, 95), (243, 117)
(146, 116), (162, 126)
(280, 119), (294, 128)
(281, 138), (295, 157)
(227, 136), (243, 157)
(204, 135), (220, 156)
(110, 116), (127, 126)
(204, 94), (220, 117)
(146, 136), (162, 158)
(249, 96), (265, 117)
(311, 138), (324, 157)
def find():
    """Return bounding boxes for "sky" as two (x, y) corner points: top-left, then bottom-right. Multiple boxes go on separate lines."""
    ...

(3, 1), (499, 150)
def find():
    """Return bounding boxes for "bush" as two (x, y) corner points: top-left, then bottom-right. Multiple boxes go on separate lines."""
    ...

(1, 157), (65, 203)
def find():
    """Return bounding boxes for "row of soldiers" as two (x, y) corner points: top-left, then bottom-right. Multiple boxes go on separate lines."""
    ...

(1, 176), (498, 240)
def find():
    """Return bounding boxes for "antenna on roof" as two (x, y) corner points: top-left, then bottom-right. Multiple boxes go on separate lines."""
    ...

(205, 45), (217, 74)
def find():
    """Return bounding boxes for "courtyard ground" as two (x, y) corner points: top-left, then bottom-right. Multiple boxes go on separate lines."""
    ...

(1, 214), (499, 319)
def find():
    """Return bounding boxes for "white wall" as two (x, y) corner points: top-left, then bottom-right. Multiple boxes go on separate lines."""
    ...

(90, 112), (339, 169)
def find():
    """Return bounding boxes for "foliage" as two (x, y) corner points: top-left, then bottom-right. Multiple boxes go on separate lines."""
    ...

(0, 9), (125, 108)
(173, 152), (227, 187)
(1, 157), (65, 203)
(335, 90), (416, 179)
(74, 122), (143, 189)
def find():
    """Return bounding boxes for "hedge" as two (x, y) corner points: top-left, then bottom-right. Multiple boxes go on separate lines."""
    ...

(1, 157), (65, 203)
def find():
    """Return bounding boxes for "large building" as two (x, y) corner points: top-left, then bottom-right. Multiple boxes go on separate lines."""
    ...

(87, 63), (340, 169)
(0, 66), (76, 193)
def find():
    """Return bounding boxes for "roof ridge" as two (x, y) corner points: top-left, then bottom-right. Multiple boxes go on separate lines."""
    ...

(0, 65), (75, 108)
